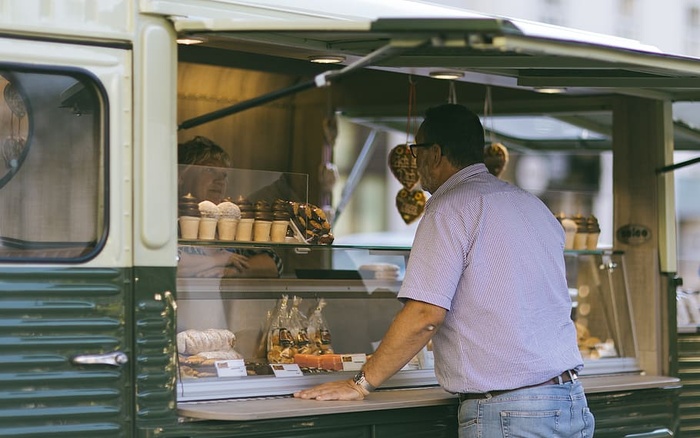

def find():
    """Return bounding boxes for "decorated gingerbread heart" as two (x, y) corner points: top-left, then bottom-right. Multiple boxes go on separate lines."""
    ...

(484, 142), (509, 177)
(395, 188), (426, 224)
(388, 144), (420, 190)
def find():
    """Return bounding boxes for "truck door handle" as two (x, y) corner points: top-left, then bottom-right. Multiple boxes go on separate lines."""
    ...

(71, 351), (129, 366)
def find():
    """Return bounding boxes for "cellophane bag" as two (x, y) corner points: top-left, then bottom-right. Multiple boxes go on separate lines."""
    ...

(307, 298), (334, 354)
(266, 295), (295, 363)
(289, 296), (313, 355)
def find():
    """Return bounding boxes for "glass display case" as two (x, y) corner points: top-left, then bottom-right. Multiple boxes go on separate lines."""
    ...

(174, 169), (640, 403)
(566, 250), (639, 375)
(175, 245), (640, 402)
(176, 242), (441, 401)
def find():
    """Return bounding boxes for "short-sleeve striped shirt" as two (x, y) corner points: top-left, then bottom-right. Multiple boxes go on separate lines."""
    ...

(397, 163), (583, 393)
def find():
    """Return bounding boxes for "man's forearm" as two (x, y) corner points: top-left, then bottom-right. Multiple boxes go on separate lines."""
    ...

(362, 300), (445, 388)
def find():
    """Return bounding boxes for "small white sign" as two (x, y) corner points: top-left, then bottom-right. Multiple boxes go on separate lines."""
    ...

(270, 363), (303, 377)
(214, 359), (247, 377)
(341, 353), (367, 371)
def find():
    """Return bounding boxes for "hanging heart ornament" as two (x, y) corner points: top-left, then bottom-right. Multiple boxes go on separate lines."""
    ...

(388, 144), (420, 190)
(395, 188), (426, 224)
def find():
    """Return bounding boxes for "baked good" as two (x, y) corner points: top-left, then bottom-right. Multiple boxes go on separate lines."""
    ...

(217, 200), (240, 220)
(179, 193), (200, 218)
(176, 329), (236, 355)
(483, 142), (509, 177)
(286, 201), (334, 244)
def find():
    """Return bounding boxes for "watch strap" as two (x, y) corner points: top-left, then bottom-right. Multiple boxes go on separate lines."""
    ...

(353, 371), (376, 393)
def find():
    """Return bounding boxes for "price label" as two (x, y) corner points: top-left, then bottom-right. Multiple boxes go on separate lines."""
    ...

(214, 359), (247, 377)
(270, 363), (303, 377)
(341, 353), (367, 371)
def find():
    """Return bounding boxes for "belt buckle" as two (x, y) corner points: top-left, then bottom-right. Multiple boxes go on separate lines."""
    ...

(559, 370), (577, 384)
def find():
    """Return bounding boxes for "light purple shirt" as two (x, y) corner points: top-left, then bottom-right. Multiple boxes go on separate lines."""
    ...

(398, 163), (583, 393)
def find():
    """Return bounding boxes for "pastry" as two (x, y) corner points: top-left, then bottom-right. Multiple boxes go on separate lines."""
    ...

(286, 201), (334, 244)
(217, 200), (240, 241)
(178, 193), (201, 239)
(198, 200), (220, 240)
(176, 329), (236, 355)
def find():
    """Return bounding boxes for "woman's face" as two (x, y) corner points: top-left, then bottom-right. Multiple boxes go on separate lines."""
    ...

(180, 161), (228, 204)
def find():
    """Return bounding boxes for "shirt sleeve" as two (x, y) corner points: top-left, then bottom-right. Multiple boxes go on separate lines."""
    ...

(397, 209), (468, 311)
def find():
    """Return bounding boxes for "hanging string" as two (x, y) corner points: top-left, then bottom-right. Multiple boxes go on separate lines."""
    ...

(405, 76), (417, 144)
(482, 86), (495, 143)
(448, 81), (457, 104)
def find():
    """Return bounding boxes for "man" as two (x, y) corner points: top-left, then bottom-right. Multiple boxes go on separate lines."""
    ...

(294, 104), (594, 437)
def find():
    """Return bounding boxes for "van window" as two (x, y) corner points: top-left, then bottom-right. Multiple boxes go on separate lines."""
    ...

(0, 67), (106, 262)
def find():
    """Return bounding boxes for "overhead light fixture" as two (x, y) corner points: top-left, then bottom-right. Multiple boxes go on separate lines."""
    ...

(176, 37), (207, 45)
(533, 87), (567, 94)
(308, 55), (346, 64)
(429, 70), (465, 80)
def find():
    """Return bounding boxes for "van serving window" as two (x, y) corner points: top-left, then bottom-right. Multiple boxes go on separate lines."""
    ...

(0, 67), (106, 262)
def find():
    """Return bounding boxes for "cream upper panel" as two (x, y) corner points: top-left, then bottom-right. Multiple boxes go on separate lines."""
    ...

(0, 0), (133, 41)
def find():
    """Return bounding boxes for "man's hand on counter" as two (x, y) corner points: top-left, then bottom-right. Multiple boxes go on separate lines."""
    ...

(294, 301), (445, 402)
(293, 379), (368, 401)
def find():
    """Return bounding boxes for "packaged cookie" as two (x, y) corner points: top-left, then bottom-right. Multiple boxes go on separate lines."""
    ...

(289, 296), (314, 355)
(266, 295), (295, 363)
(307, 298), (334, 354)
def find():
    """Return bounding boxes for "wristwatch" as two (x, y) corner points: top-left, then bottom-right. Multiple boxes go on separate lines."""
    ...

(352, 370), (376, 393)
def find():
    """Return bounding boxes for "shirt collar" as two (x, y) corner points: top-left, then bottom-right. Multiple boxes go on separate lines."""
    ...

(425, 163), (489, 207)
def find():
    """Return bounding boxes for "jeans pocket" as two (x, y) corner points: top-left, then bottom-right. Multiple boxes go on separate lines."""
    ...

(582, 407), (595, 437)
(500, 409), (560, 437)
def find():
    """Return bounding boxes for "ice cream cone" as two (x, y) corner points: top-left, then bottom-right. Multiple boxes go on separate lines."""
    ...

(179, 216), (200, 240)
(254, 220), (272, 242)
(236, 218), (254, 241)
(271, 220), (289, 242)
(198, 217), (218, 240)
(218, 218), (239, 241)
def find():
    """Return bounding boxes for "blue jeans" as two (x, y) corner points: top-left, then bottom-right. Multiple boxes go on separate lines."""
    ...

(458, 380), (595, 437)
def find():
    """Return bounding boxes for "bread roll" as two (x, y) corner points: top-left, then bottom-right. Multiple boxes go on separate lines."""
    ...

(176, 329), (236, 355)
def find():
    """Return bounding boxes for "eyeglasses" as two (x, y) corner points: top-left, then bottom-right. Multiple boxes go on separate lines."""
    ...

(408, 143), (433, 158)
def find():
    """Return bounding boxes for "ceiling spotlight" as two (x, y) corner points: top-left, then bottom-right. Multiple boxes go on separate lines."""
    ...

(176, 37), (207, 45)
(308, 55), (346, 64)
(533, 87), (567, 94)
(429, 70), (465, 80)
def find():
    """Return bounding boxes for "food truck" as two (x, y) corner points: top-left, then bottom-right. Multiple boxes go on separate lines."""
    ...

(0, 0), (698, 436)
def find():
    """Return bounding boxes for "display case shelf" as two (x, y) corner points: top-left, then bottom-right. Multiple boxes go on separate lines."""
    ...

(178, 278), (402, 300)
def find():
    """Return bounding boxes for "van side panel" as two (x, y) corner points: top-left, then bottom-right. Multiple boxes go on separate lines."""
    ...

(132, 266), (178, 436)
(0, 267), (131, 437)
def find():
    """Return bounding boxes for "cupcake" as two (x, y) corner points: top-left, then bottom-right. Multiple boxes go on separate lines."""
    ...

(198, 200), (220, 240)
(235, 196), (254, 241)
(271, 199), (291, 242)
(253, 200), (273, 242)
(572, 213), (588, 250)
(585, 215), (601, 250)
(178, 193), (200, 239)
(217, 200), (241, 241)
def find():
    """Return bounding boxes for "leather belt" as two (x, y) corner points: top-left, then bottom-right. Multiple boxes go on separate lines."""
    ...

(458, 370), (578, 402)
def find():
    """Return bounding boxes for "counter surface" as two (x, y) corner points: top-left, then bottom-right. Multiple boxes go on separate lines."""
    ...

(178, 374), (681, 421)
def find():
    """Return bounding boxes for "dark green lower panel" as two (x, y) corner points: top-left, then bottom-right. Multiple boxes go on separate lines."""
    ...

(150, 385), (679, 438)
(159, 405), (458, 438)
(587, 387), (680, 437)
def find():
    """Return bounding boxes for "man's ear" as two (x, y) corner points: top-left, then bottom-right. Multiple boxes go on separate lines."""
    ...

(430, 144), (444, 166)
